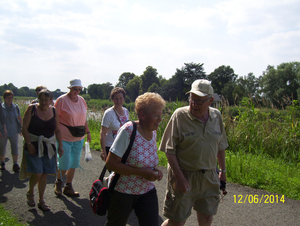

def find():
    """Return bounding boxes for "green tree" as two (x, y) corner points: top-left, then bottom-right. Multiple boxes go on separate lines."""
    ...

(87, 83), (113, 100)
(160, 62), (206, 101)
(127, 76), (141, 102)
(88, 84), (103, 99)
(100, 82), (114, 100)
(0, 83), (18, 97)
(140, 66), (159, 94)
(116, 72), (136, 89)
(18, 86), (35, 97)
(233, 73), (260, 105)
(260, 62), (300, 108)
(208, 65), (237, 104)
(208, 65), (237, 94)
(52, 89), (66, 99)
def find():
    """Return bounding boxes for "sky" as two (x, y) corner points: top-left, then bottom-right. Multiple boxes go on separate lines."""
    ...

(0, 0), (300, 92)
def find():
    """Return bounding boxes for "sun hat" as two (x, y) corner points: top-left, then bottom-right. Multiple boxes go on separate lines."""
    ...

(68, 78), (83, 88)
(186, 79), (214, 96)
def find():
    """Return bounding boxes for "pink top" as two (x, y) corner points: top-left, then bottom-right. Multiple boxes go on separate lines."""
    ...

(54, 94), (87, 142)
(110, 121), (158, 195)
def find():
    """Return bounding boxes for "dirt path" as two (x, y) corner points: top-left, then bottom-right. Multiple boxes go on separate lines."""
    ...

(1, 137), (300, 225)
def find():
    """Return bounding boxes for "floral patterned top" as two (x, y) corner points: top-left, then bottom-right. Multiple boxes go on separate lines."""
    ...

(109, 121), (158, 195)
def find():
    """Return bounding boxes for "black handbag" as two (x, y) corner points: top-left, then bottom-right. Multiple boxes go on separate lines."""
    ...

(89, 121), (137, 216)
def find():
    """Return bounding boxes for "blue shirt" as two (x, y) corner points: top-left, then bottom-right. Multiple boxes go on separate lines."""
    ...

(1, 103), (21, 137)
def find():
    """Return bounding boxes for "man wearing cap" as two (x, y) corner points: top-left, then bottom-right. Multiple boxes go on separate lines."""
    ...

(160, 79), (228, 226)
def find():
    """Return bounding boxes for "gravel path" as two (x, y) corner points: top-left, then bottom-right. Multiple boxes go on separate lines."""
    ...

(1, 137), (300, 226)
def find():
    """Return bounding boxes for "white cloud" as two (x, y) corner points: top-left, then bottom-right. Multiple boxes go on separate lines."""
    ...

(252, 30), (300, 62)
(216, 0), (300, 34)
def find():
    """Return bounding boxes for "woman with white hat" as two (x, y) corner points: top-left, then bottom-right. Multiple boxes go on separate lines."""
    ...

(54, 78), (91, 197)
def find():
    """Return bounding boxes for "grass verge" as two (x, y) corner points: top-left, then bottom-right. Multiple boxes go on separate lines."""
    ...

(0, 204), (28, 226)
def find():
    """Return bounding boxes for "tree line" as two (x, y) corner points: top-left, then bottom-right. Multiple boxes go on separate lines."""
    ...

(0, 84), (66, 100)
(1, 61), (300, 108)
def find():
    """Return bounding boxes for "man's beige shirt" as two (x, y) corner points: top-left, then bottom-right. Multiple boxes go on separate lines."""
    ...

(159, 106), (228, 171)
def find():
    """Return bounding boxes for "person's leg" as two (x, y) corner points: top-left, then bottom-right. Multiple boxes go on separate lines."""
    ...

(55, 140), (71, 196)
(27, 173), (42, 207)
(134, 188), (159, 226)
(37, 173), (50, 211)
(196, 212), (213, 226)
(63, 139), (83, 197)
(0, 136), (7, 170)
(9, 133), (19, 171)
(106, 191), (134, 226)
(194, 170), (219, 226)
(28, 173), (42, 194)
(161, 219), (186, 226)
(66, 168), (75, 183)
(38, 173), (47, 202)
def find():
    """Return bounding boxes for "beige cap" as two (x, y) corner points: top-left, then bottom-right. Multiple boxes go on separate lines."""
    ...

(186, 79), (214, 96)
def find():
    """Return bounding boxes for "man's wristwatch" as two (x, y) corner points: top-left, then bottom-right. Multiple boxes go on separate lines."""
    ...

(220, 169), (226, 173)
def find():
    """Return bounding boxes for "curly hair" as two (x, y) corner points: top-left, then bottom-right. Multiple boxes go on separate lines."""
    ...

(135, 92), (165, 116)
(110, 87), (126, 100)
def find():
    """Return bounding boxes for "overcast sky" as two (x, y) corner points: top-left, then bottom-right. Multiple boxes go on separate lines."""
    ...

(1, 0), (300, 92)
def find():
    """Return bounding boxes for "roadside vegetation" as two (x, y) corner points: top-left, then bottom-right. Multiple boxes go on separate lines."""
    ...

(0, 205), (28, 226)
(84, 98), (300, 200)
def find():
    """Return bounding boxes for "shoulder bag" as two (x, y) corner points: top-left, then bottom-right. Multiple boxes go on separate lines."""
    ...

(89, 121), (137, 216)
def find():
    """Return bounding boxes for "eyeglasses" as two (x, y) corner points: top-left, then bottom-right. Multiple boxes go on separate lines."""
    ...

(39, 98), (51, 102)
(189, 97), (211, 105)
(73, 88), (82, 92)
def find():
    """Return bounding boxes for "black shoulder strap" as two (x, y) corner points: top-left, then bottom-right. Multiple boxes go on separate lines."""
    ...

(99, 121), (137, 191)
(31, 104), (36, 115)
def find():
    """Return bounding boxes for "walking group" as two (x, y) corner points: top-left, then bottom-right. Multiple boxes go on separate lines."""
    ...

(0, 77), (228, 226)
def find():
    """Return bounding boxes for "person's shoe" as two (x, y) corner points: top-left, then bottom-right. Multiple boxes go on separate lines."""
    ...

(54, 180), (63, 197)
(26, 192), (35, 207)
(0, 162), (5, 170)
(12, 164), (20, 172)
(38, 201), (50, 211)
(63, 183), (80, 197)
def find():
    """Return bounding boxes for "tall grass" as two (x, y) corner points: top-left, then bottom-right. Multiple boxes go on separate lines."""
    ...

(224, 99), (300, 163)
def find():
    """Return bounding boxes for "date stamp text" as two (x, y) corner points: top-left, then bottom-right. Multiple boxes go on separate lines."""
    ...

(233, 194), (285, 204)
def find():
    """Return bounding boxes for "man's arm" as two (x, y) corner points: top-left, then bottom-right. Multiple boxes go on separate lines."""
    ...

(166, 153), (190, 193)
(217, 150), (226, 182)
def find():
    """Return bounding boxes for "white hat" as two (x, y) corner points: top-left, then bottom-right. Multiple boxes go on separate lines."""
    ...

(186, 79), (214, 96)
(68, 78), (83, 88)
